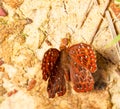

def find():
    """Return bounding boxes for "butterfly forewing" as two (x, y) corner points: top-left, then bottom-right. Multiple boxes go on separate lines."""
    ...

(68, 43), (97, 73)
(70, 61), (94, 92)
(41, 48), (60, 81)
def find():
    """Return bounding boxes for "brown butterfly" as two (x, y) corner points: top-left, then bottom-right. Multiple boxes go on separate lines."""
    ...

(41, 43), (97, 98)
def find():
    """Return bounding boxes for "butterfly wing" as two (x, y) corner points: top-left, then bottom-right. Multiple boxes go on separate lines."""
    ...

(47, 61), (66, 98)
(70, 61), (94, 92)
(68, 43), (97, 73)
(41, 48), (60, 81)
(68, 43), (97, 92)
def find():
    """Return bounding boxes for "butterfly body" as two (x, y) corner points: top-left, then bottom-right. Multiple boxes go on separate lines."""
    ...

(41, 43), (97, 98)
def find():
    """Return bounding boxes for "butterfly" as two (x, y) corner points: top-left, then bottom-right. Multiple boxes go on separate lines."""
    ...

(41, 43), (97, 98)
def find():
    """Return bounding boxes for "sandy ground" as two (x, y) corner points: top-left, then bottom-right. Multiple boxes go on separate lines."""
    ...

(0, 0), (120, 109)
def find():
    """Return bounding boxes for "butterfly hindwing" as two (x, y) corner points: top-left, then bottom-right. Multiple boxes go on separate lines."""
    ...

(70, 61), (94, 92)
(47, 61), (66, 98)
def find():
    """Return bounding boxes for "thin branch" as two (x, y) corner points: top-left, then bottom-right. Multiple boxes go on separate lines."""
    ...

(80, 0), (94, 28)
(90, 0), (110, 45)
(105, 10), (120, 61)
(106, 10), (117, 37)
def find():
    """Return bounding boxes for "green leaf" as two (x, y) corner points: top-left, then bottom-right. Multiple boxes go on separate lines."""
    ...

(114, 0), (120, 5)
(115, 0), (120, 2)
(105, 34), (120, 48)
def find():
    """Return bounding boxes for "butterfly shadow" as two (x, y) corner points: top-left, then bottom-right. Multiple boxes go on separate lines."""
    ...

(93, 51), (114, 90)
